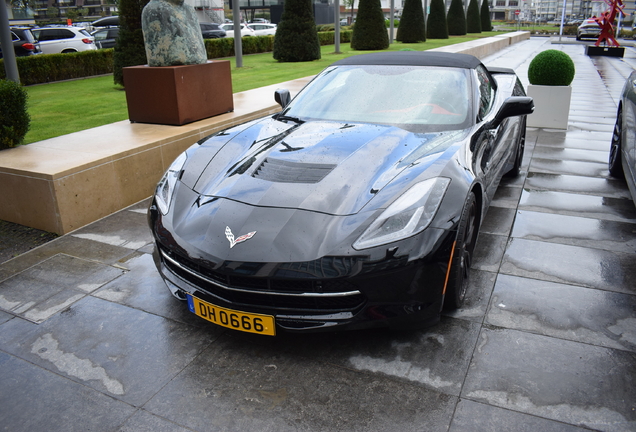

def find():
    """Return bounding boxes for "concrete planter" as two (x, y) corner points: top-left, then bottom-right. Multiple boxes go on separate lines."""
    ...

(123, 60), (233, 126)
(526, 84), (572, 130)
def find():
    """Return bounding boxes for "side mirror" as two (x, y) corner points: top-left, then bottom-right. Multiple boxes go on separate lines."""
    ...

(486, 96), (534, 129)
(275, 89), (291, 109)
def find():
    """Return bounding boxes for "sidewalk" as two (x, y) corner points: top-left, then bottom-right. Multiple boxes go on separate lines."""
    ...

(0, 38), (635, 431)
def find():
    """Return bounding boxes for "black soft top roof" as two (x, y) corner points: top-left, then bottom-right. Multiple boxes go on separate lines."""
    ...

(332, 51), (483, 69)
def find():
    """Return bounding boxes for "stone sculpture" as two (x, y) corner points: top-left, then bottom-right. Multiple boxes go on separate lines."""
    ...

(141, 0), (207, 67)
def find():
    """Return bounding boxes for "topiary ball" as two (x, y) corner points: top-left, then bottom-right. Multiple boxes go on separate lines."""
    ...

(528, 49), (575, 86)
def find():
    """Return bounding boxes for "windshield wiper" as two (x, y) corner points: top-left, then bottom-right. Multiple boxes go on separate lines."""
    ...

(275, 114), (305, 124)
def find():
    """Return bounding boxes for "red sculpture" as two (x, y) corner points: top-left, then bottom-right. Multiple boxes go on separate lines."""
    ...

(594, 0), (624, 47)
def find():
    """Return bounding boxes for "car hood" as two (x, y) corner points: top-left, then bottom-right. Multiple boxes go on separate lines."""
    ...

(191, 119), (458, 216)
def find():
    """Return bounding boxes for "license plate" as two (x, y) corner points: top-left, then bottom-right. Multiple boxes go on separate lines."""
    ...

(187, 294), (276, 336)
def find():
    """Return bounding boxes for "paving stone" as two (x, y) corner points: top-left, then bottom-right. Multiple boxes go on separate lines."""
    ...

(0, 254), (125, 323)
(487, 274), (636, 352)
(500, 238), (636, 295)
(518, 189), (636, 222)
(524, 172), (631, 198)
(144, 332), (458, 432)
(0, 296), (218, 406)
(450, 399), (590, 432)
(462, 328), (636, 432)
(0, 351), (135, 432)
(511, 210), (636, 253)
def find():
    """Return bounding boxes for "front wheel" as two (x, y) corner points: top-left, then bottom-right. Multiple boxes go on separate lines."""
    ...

(609, 109), (624, 178)
(444, 192), (480, 310)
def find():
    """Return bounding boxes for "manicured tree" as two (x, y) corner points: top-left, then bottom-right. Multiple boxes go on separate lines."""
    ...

(466, 0), (481, 33)
(273, 0), (321, 62)
(480, 0), (493, 31)
(113, 0), (149, 86)
(0, 80), (30, 150)
(447, 0), (467, 35)
(426, 0), (449, 39)
(396, 0), (426, 43)
(351, 0), (389, 50)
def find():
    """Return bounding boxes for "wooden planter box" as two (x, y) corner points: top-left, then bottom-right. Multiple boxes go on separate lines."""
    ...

(123, 60), (233, 126)
(526, 84), (572, 130)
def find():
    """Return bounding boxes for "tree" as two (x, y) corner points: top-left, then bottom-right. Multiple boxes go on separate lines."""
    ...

(447, 0), (467, 36)
(426, 0), (448, 39)
(342, 0), (355, 23)
(480, 0), (493, 31)
(466, 0), (481, 33)
(351, 0), (389, 50)
(396, 0), (426, 43)
(113, 0), (149, 86)
(273, 0), (321, 62)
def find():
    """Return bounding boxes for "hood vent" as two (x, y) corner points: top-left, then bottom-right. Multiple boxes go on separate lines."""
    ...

(252, 158), (336, 184)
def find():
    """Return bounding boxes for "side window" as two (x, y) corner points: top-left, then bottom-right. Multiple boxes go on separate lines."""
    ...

(11, 31), (19, 42)
(476, 65), (495, 120)
(59, 29), (75, 39)
(513, 77), (526, 97)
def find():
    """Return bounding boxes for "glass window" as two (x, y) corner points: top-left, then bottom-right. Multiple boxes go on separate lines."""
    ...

(284, 65), (473, 133)
(475, 65), (495, 120)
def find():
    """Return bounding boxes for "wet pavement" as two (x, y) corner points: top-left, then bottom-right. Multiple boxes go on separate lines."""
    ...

(1, 38), (636, 431)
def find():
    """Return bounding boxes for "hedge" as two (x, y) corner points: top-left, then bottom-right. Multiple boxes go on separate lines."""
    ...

(0, 31), (353, 86)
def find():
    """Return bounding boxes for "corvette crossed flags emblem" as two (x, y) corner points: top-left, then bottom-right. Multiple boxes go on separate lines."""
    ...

(225, 226), (256, 248)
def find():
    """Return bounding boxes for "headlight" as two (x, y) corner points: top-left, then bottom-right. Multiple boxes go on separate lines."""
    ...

(155, 152), (187, 215)
(353, 177), (451, 250)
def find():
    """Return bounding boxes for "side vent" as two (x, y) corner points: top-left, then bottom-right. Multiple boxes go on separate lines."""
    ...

(252, 158), (336, 184)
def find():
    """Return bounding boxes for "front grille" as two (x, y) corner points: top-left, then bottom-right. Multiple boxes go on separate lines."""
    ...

(159, 245), (366, 313)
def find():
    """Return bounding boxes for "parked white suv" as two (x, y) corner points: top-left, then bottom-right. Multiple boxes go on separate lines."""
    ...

(32, 26), (97, 54)
(219, 23), (256, 38)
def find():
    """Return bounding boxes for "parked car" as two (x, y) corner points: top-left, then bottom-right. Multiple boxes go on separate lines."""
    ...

(199, 22), (226, 39)
(91, 15), (119, 28)
(90, 27), (119, 49)
(31, 27), (97, 54)
(148, 51), (534, 336)
(219, 23), (256, 38)
(577, 19), (601, 40)
(246, 23), (277, 36)
(609, 70), (636, 209)
(0, 27), (41, 59)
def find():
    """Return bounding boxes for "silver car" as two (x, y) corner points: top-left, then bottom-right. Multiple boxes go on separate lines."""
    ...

(609, 70), (636, 208)
(32, 26), (97, 54)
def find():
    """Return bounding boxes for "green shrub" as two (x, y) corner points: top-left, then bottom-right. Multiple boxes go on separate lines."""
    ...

(113, 0), (149, 86)
(447, 0), (467, 35)
(0, 80), (30, 150)
(466, 0), (481, 33)
(0, 50), (114, 86)
(427, 0), (449, 39)
(528, 49), (575, 86)
(396, 0), (426, 42)
(273, 0), (321, 62)
(480, 0), (492, 31)
(351, 0), (390, 49)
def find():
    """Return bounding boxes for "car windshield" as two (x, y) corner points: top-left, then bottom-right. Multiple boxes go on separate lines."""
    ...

(284, 65), (472, 132)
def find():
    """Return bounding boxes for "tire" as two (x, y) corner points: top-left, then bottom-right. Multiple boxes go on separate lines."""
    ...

(609, 109), (624, 179)
(505, 116), (526, 178)
(444, 192), (479, 310)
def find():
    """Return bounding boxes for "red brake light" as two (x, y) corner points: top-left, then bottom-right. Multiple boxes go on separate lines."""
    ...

(21, 43), (35, 51)
(82, 38), (92, 44)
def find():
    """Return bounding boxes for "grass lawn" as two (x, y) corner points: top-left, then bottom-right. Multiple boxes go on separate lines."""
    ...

(24, 32), (501, 144)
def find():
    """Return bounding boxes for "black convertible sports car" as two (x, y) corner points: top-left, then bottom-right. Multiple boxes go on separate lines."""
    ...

(148, 52), (533, 335)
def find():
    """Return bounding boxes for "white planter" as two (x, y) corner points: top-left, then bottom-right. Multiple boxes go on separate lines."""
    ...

(526, 84), (572, 130)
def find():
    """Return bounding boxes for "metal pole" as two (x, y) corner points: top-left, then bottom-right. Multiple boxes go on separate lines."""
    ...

(389, 0), (394, 43)
(335, 0), (341, 52)
(1, 0), (20, 83)
(232, 0), (243, 68)
(558, 0), (566, 42)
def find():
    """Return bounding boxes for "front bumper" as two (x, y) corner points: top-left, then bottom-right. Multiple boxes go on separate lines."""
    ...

(151, 229), (454, 333)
